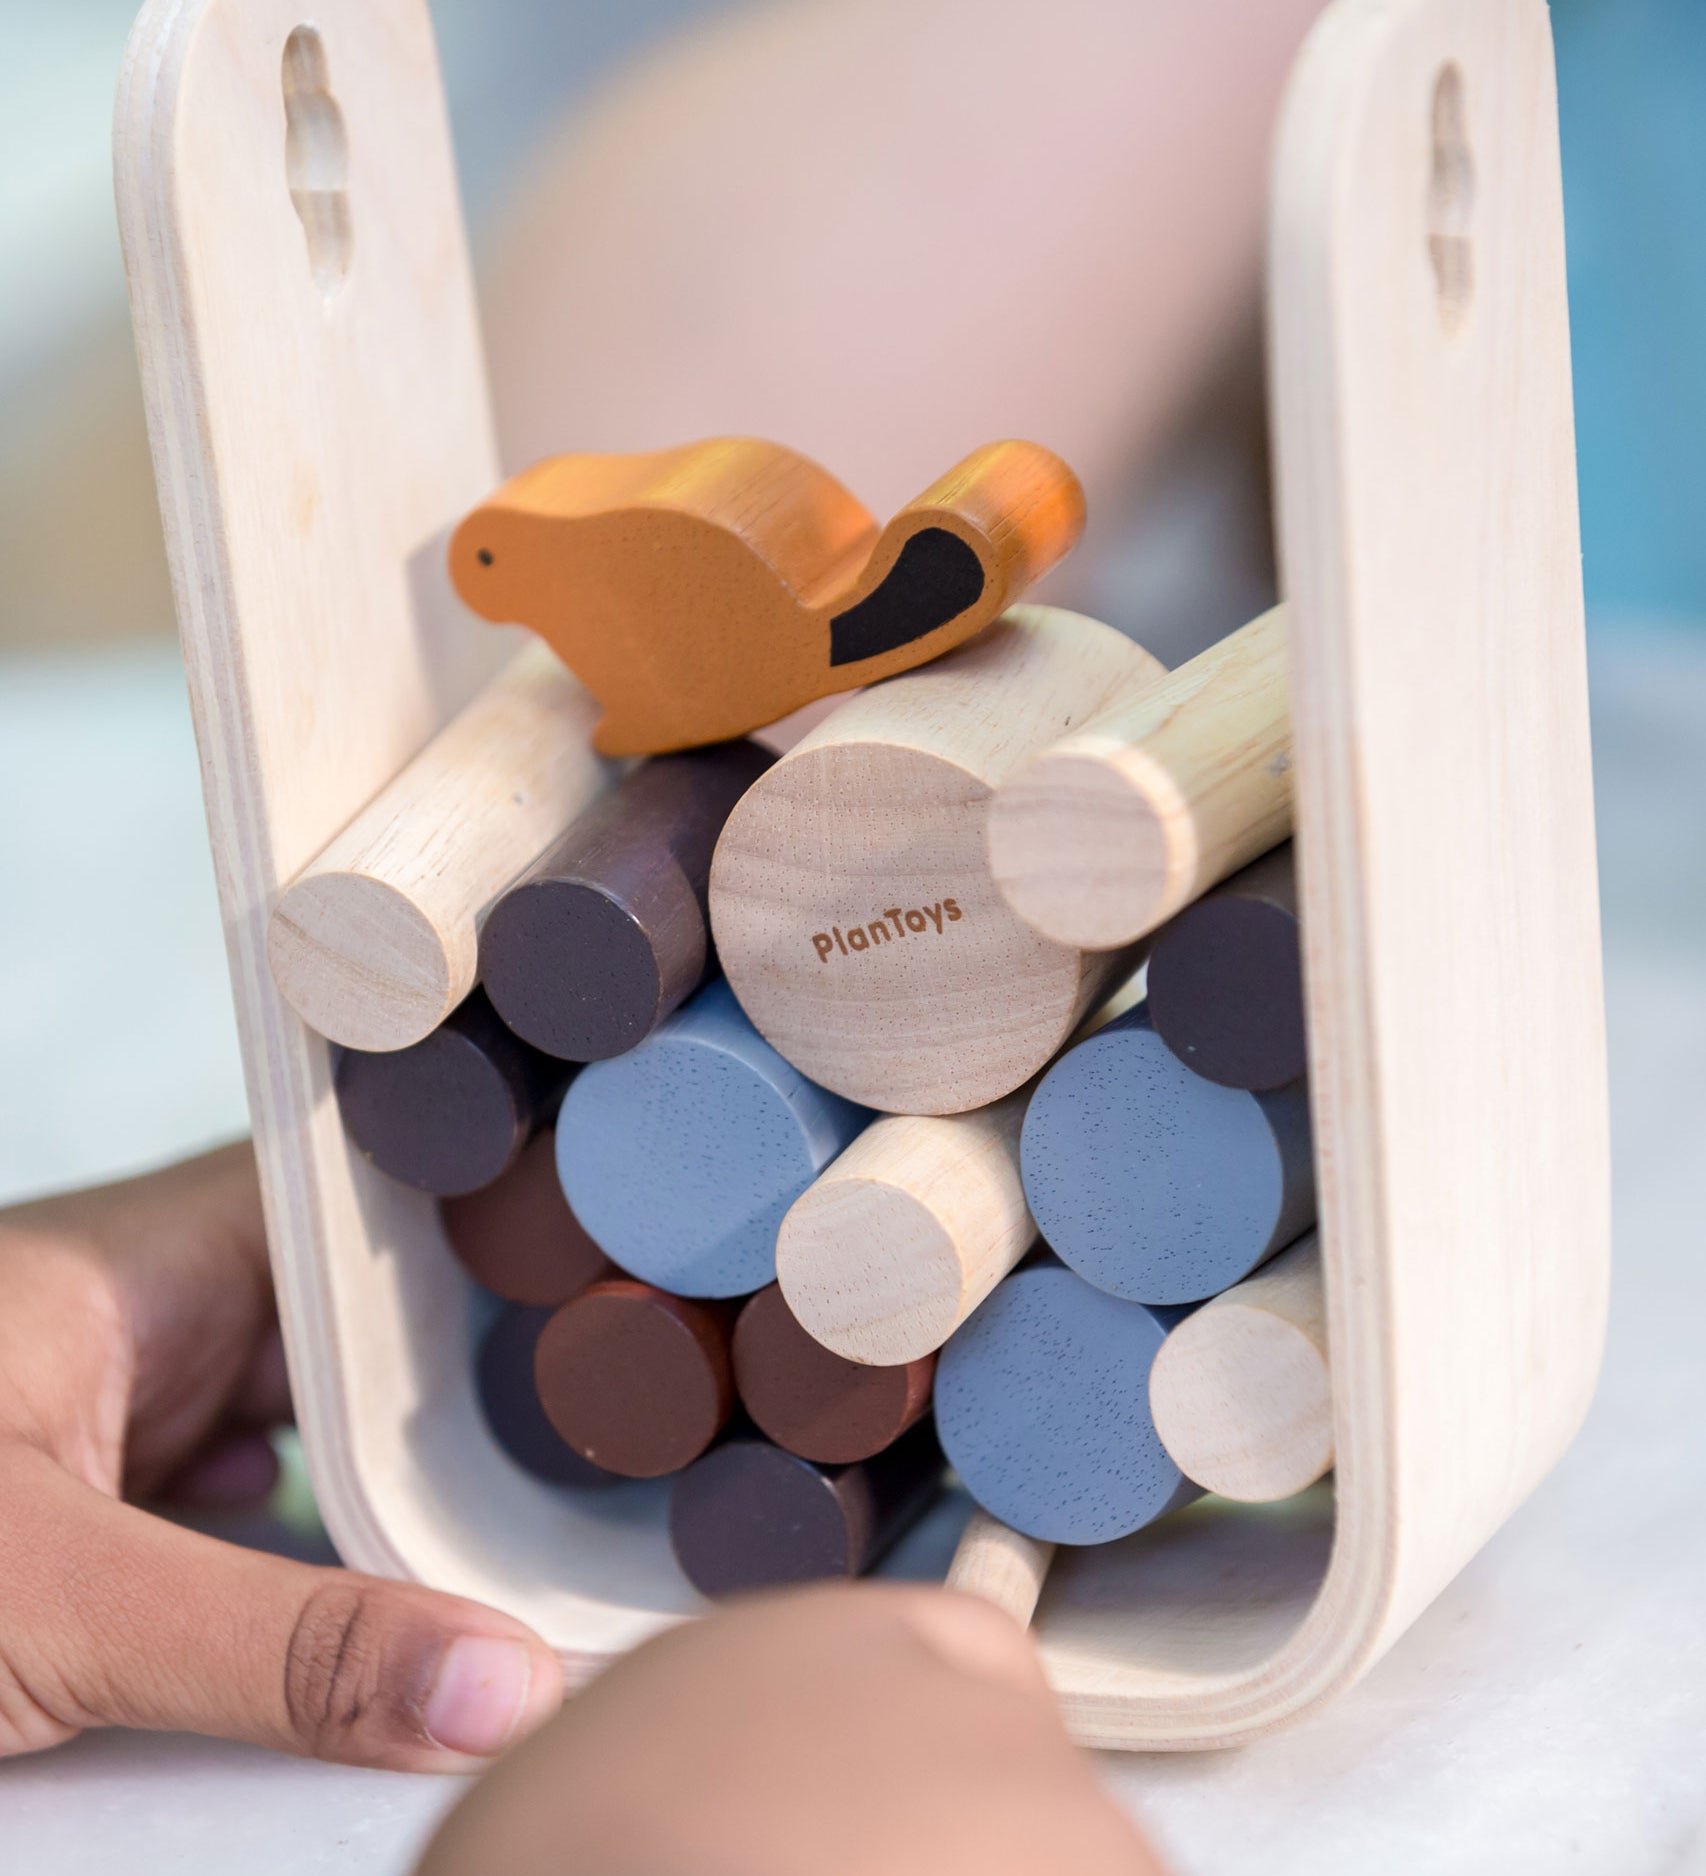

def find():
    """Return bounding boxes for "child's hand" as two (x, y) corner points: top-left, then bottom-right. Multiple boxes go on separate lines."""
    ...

(417, 1583), (1164, 1876)
(0, 1145), (562, 1769)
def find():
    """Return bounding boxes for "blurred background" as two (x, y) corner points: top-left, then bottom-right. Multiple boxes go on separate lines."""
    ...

(1, 0), (1703, 1202)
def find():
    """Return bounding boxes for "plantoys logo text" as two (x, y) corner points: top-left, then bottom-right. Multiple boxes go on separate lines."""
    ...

(812, 900), (963, 962)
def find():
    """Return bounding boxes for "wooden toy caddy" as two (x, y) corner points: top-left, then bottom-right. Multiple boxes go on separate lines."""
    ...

(116, 0), (1607, 1748)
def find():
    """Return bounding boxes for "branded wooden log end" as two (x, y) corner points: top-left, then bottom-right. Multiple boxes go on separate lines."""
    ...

(775, 1093), (1035, 1366)
(336, 989), (571, 1197)
(731, 1284), (935, 1465)
(1149, 1232), (1331, 1502)
(934, 1262), (1196, 1546)
(1020, 1005), (1315, 1305)
(440, 1132), (615, 1306)
(709, 607), (1162, 1115)
(449, 438), (1085, 756)
(533, 1279), (737, 1478)
(1146, 842), (1304, 1091)
(475, 1305), (620, 1491)
(556, 976), (871, 1297)
(667, 1422), (946, 1599)
(267, 643), (613, 1052)
(987, 605), (1293, 950)
(480, 742), (774, 1061)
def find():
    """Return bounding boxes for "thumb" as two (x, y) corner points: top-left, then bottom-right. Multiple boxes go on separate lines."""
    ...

(0, 1444), (563, 1769)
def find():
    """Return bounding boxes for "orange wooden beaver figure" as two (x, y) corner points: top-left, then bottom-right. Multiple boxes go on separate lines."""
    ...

(448, 437), (1085, 755)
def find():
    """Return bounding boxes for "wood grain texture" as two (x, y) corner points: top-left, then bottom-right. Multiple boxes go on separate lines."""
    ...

(440, 1132), (615, 1307)
(1020, 1005), (1315, 1305)
(1146, 842), (1304, 1090)
(775, 1089), (1035, 1366)
(935, 1262), (1196, 1545)
(945, 1511), (1056, 1630)
(480, 741), (773, 1060)
(987, 606), (1292, 950)
(731, 1284), (935, 1465)
(268, 641), (614, 1051)
(534, 1280), (738, 1479)
(1038, 0), (1609, 1749)
(118, 0), (678, 1677)
(710, 606), (1162, 1114)
(334, 989), (570, 1196)
(667, 1424), (945, 1598)
(555, 977), (872, 1297)
(449, 438), (1085, 755)
(126, 0), (1609, 1745)
(1148, 1233), (1331, 1503)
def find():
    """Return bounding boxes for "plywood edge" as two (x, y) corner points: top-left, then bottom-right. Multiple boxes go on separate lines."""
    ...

(116, 0), (401, 1591)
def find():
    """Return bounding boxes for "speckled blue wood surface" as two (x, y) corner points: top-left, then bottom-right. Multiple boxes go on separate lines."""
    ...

(556, 976), (872, 1296)
(935, 1261), (1196, 1544)
(1020, 1004), (1315, 1304)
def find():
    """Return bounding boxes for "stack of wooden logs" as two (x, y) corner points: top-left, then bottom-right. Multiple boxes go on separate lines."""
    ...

(268, 589), (1328, 1599)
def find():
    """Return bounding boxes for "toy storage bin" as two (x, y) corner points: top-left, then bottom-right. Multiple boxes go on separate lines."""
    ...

(116, 0), (1607, 1748)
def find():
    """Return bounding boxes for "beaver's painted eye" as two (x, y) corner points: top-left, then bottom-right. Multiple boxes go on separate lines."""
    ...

(477, 548), (494, 567)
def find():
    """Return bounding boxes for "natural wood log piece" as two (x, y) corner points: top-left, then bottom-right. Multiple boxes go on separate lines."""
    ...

(987, 606), (1291, 950)
(268, 642), (615, 1052)
(710, 606), (1163, 1115)
(945, 1510), (1056, 1630)
(775, 1090), (1035, 1367)
(1148, 1233), (1331, 1502)
(773, 971), (1146, 1365)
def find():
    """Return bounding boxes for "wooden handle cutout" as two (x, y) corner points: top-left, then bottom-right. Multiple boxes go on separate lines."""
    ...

(282, 26), (353, 297)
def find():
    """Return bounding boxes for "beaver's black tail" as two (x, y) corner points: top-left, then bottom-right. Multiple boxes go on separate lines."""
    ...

(827, 528), (987, 668)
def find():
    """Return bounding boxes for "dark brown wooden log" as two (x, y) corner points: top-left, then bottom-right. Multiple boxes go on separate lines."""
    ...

(334, 989), (572, 1196)
(533, 1279), (738, 1478)
(668, 1424), (945, 1598)
(480, 742), (774, 1061)
(731, 1284), (934, 1465)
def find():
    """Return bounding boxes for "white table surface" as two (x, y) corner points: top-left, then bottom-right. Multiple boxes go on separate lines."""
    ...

(2, 625), (1704, 1875)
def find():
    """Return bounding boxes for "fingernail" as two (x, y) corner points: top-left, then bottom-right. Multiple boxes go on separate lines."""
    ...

(423, 1636), (536, 1758)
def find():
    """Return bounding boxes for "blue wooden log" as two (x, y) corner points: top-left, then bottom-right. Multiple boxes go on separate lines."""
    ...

(1020, 1003), (1314, 1304)
(933, 1261), (1196, 1545)
(556, 976), (872, 1297)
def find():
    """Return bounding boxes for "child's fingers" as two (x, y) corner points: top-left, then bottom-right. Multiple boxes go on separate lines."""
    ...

(225, 1322), (294, 1425)
(153, 1429), (282, 1508)
(0, 1442), (562, 1768)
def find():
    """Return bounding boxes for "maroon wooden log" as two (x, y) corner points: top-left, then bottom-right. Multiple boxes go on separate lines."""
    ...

(475, 1305), (619, 1490)
(440, 1133), (615, 1307)
(731, 1284), (935, 1465)
(479, 742), (774, 1061)
(534, 1279), (738, 1478)
(668, 1423), (945, 1599)
(1145, 842), (1305, 1091)
(334, 988), (570, 1196)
